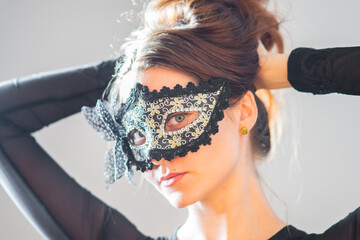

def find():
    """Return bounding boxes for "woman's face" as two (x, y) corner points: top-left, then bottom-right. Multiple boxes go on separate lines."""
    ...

(140, 67), (256, 208)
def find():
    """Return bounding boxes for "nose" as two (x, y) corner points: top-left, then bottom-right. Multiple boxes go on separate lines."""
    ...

(144, 159), (158, 173)
(151, 158), (167, 166)
(149, 158), (172, 173)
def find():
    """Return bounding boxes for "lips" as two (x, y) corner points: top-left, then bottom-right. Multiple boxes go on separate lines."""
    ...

(159, 172), (187, 187)
(160, 172), (186, 182)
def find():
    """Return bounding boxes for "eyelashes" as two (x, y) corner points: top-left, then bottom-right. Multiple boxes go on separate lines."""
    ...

(165, 111), (199, 132)
(127, 111), (200, 147)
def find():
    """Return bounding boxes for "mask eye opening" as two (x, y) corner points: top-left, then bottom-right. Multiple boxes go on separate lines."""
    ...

(128, 128), (146, 146)
(164, 111), (200, 133)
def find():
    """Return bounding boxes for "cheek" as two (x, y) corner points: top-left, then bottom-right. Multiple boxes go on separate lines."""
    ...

(188, 116), (241, 188)
(202, 116), (241, 165)
(219, 117), (241, 157)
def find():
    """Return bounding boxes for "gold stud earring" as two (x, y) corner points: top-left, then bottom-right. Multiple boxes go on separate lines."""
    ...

(240, 127), (248, 135)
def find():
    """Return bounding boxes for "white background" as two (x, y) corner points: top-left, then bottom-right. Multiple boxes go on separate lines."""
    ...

(0, 0), (359, 239)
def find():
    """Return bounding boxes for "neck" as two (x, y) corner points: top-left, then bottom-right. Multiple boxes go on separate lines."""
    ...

(177, 151), (286, 240)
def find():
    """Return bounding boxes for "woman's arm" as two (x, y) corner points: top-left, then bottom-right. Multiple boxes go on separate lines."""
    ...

(255, 52), (290, 90)
(256, 46), (360, 95)
(0, 59), (154, 240)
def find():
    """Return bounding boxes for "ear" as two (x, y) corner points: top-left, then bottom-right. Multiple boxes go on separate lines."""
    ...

(237, 91), (258, 133)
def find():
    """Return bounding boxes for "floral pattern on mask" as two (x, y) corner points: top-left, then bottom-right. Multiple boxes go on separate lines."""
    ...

(82, 77), (233, 185)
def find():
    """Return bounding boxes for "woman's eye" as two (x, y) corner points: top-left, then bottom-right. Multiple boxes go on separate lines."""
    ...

(128, 129), (146, 146)
(173, 114), (185, 123)
(165, 111), (199, 132)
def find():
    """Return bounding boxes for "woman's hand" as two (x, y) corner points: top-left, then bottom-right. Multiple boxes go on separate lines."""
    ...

(255, 42), (291, 90)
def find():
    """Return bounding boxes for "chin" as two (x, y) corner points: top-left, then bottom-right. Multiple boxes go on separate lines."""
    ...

(163, 191), (198, 209)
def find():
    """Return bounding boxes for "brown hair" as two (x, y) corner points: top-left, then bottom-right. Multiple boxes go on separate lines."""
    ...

(112, 0), (283, 159)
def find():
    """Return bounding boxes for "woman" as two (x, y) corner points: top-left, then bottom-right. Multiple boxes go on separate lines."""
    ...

(0, 0), (359, 239)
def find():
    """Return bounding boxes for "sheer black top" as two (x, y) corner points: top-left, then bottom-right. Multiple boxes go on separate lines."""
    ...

(0, 47), (359, 240)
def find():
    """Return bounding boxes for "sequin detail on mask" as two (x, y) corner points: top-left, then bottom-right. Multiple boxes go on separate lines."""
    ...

(122, 89), (221, 161)
(82, 77), (233, 185)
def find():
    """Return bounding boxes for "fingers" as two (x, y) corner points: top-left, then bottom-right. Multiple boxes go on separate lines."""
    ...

(257, 40), (269, 56)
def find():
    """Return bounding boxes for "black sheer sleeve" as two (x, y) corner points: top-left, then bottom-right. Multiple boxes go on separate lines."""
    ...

(0, 59), (161, 240)
(268, 207), (360, 240)
(287, 46), (360, 95)
(320, 206), (360, 240)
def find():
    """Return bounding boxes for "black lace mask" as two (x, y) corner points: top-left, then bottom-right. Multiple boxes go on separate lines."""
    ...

(82, 77), (233, 185)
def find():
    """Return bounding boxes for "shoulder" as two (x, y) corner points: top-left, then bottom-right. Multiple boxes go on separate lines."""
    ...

(320, 206), (360, 240)
(270, 207), (360, 240)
